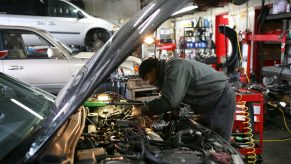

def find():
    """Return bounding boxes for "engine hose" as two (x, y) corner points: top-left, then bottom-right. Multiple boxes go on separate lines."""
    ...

(237, 101), (256, 163)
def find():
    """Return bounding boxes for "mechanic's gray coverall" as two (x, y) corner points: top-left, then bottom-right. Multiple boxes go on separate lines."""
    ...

(143, 59), (236, 141)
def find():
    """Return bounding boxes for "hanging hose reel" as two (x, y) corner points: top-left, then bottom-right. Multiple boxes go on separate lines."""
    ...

(217, 25), (240, 74)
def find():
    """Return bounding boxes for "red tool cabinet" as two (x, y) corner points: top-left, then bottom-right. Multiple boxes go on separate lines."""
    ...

(233, 89), (264, 155)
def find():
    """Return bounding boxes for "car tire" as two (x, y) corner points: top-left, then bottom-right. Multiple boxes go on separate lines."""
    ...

(85, 29), (112, 52)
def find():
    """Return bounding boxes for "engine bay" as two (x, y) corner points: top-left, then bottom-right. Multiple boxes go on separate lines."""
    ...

(75, 93), (242, 163)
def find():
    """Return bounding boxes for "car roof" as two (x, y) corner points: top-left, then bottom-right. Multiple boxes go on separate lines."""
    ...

(0, 24), (49, 34)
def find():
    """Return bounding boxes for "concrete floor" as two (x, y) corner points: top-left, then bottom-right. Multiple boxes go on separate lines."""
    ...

(259, 108), (291, 164)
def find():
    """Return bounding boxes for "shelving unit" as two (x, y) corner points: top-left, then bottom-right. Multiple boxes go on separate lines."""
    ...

(251, 11), (291, 81)
(179, 17), (212, 50)
(183, 26), (210, 49)
(266, 12), (291, 20)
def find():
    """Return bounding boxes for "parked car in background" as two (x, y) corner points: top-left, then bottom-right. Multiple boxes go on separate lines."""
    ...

(0, 0), (115, 51)
(0, 25), (139, 94)
(0, 25), (88, 94)
(74, 52), (141, 76)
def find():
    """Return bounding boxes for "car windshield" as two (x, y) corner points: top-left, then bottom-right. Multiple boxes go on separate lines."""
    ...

(0, 73), (55, 160)
(39, 28), (75, 55)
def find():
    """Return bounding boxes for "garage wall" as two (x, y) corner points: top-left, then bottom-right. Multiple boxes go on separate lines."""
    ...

(174, 0), (277, 39)
(168, 0), (278, 71)
(82, 0), (140, 25)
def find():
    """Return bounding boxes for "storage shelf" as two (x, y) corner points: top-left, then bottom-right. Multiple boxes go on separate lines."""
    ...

(184, 26), (209, 28)
(185, 48), (208, 49)
(185, 36), (198, 37)
(266, 12), (291, 20)
(261, 39), (291, 44)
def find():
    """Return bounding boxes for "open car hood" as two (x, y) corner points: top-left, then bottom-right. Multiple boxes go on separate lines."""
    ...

(55, 0), (190, 110)
(55, 0), (190, 128)
(25, 0), (192, 159)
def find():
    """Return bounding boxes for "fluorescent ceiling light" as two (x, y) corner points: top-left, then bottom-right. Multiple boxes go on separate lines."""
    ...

(10, 98), (44, 120)
(172, 5), (198, 16)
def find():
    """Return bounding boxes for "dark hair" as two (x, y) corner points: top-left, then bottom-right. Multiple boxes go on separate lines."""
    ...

(139, 57), (159, 78)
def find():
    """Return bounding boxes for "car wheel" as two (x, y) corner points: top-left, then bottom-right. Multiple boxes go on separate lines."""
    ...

(85, 30), (112, 52)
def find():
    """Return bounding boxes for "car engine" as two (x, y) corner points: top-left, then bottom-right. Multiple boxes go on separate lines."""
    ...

(75, 93), (242, 164)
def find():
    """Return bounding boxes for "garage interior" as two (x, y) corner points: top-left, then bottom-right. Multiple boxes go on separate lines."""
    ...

(0, 0), (291, 163)
(77, 1), (291, 163)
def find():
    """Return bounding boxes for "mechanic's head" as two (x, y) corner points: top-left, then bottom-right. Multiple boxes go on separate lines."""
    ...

(139, 57), (159, 85)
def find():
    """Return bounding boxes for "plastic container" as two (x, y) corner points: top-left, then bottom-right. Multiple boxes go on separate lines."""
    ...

(195, 42), (199, 48)
(277, 0), (288, 13)
(287, 3), (290, 12)
(273, 3), (278, 14)
(288, 29), (291, 38)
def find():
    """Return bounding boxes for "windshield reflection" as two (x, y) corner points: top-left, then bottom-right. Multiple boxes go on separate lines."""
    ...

(0, 73), (55, 160)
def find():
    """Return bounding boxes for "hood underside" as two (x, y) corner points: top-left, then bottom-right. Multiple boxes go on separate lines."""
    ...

(25, 0), (192, 160)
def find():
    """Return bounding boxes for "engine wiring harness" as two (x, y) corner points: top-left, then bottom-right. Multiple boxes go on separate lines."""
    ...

(77, 93), (244, 163)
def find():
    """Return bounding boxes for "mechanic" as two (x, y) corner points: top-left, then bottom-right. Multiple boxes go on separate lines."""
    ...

(132, 57), (236, 142)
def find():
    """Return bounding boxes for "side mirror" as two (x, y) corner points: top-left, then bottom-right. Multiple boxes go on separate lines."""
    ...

(76, 10), (84, 19)
(70, 45), (80, 54)
(0, 50), (8, 58)
(47, 47), (64, 59)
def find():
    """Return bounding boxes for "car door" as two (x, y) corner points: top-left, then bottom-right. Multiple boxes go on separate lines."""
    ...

(1, 29), (70, 94)
(46, 0), (85, 46)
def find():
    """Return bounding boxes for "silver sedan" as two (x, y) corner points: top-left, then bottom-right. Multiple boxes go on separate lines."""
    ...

(0, 25), (89, 94)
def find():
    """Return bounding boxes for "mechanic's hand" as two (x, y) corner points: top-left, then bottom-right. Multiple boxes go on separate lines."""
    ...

(131, 105), (142, 118)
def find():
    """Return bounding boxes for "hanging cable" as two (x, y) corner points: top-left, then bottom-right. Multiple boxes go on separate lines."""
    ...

(255, 138), (291, 142)
(277, 106), (291, 133)
(267, 103), (291, 133)
(253, 103), (291, 142)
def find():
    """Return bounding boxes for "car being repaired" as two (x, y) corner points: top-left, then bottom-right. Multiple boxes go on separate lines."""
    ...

(0, 74), (243, 163)
(0, 0), (244, 163)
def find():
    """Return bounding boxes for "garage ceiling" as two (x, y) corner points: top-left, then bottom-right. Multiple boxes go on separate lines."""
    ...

(193, 0), (230, 11)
